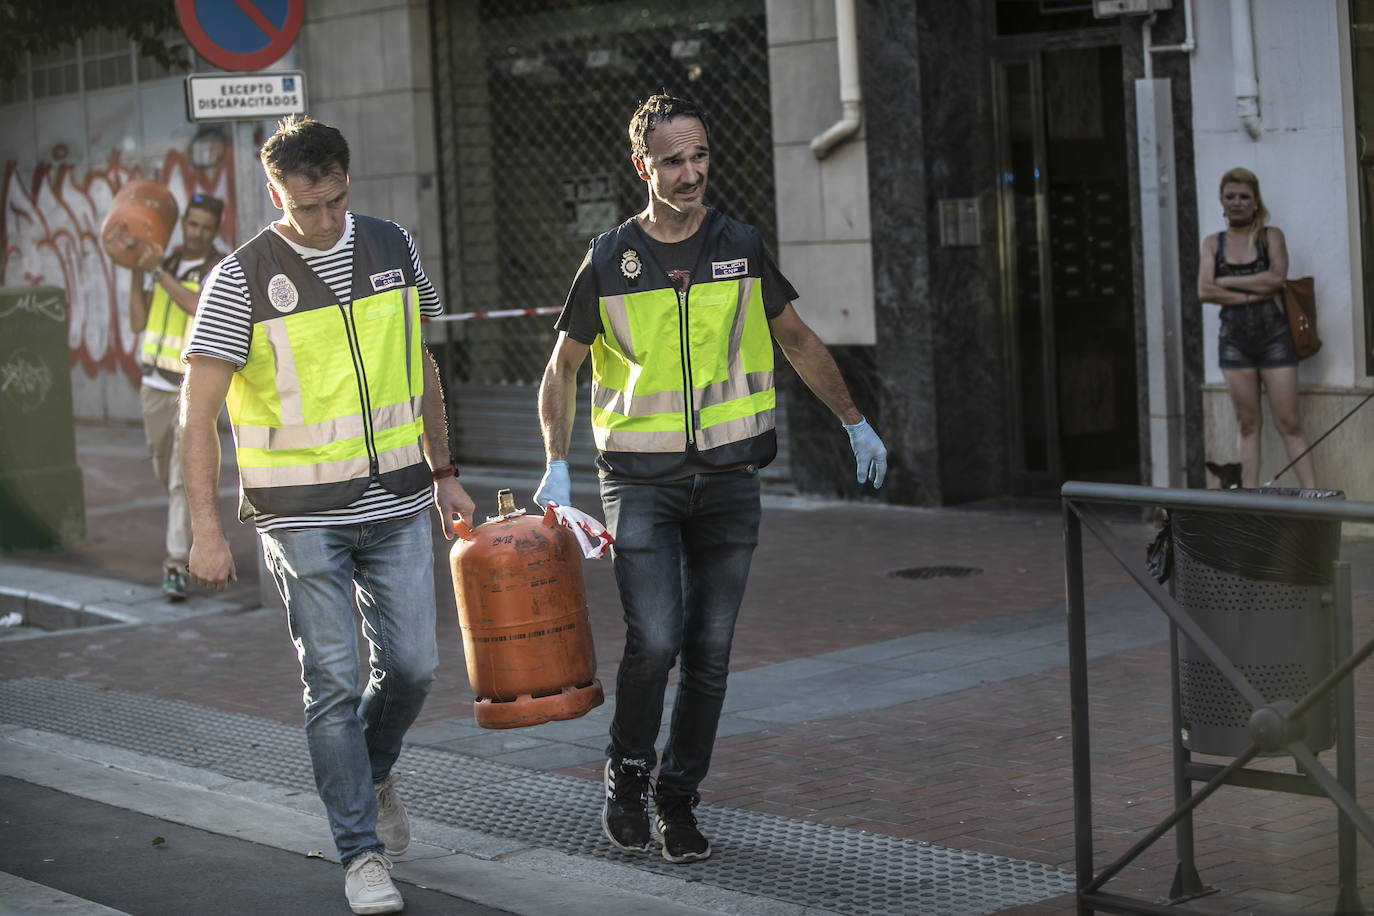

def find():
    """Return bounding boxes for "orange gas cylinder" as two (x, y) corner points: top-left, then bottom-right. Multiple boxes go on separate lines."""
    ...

(450, 489), (604, 729)
(100, 180), (178, 269)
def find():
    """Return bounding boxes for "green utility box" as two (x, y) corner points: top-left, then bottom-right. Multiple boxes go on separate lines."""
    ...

(0, 285), (85, 550)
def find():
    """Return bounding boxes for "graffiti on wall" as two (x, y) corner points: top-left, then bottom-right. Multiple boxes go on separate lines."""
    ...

(0, 145), (235, 387)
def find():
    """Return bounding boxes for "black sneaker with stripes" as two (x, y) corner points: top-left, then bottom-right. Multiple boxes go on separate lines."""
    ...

(602, 757), (653, 854)
(655, 795), (711, 863)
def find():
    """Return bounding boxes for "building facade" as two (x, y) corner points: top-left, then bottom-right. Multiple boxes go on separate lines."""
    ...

(2, 0), (1370, 505)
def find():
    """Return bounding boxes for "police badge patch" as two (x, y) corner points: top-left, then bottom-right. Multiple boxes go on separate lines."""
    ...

(620, 249), (643, 281)
(711, 257), (748, 279)
(268, 273), (299, 313)
(369, 268), (405, 291)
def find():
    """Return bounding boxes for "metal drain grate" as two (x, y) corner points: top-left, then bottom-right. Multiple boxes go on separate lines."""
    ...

(0, 677), (1072, 915)
(887, 565), (983, 580)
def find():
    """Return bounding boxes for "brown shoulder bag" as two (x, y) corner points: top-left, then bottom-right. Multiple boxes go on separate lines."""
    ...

(1281, 276), (1320, 360)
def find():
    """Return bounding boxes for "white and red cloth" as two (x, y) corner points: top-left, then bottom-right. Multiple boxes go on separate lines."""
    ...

(547, 503), (614, 559)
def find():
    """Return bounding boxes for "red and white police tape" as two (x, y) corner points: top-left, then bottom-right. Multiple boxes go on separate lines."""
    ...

(423, 307), (563, 322)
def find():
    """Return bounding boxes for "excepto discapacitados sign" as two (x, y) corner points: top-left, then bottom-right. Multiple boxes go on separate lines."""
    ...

(185, 71), (307, 123)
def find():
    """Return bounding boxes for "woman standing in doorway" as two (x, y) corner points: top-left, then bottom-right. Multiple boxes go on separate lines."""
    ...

(1197, 167), (1316, 488)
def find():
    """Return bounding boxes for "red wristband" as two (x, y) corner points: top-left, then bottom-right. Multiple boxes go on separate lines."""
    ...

(431, 464), (456, 480)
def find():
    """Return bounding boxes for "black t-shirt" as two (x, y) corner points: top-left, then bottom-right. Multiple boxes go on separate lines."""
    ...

(555, 216), (797, 345)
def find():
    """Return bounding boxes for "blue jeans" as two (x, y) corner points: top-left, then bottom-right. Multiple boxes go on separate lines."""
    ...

(259, 510), (438, 865)
(599, 469), (761, 802)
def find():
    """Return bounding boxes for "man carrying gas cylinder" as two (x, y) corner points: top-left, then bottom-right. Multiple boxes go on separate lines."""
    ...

(127, 192), (224, 600)
(181, 116), (474, 914)
(536, 94), (887, 864)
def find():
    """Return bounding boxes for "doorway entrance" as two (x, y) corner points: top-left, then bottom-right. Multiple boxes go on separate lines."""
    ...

(995, 43), (1140, 494)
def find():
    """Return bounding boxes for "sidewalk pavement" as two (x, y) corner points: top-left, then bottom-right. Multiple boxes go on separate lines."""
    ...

(0, 420), (1371, 915)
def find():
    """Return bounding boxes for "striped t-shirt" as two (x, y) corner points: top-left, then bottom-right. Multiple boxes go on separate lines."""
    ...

(184, 212), (442, 532)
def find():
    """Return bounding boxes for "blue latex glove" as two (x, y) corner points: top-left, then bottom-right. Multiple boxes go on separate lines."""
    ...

(534, 460), (571, 508)
(843, 418), (887, 489)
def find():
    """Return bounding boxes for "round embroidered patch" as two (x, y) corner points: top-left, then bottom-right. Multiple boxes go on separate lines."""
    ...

(267, 273), (299, 313)
(620, 249), (642, 281)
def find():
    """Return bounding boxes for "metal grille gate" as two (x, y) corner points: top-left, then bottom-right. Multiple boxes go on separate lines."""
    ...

(430, 0), (783, 473)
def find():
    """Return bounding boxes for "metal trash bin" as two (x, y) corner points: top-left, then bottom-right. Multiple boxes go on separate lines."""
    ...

(0, 286), (85, 550)
(1171, 487), (1342, 757)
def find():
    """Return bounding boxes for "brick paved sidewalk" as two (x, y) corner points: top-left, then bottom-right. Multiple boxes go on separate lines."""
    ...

(2, 420), (1372, 914)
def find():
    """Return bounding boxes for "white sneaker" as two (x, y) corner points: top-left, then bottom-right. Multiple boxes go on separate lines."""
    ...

(344, 852), (403, 914)
(373, 773), (411, 856)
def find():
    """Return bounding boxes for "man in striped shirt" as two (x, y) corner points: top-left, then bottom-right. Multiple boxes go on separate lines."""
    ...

(181, 116), (472, 915)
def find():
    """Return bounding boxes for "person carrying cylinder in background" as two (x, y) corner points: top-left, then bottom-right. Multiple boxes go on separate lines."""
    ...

(536, 93), (887, 866)
(127, 191), (224, 600)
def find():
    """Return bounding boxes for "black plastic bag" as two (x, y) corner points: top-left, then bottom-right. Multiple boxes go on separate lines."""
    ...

(1172, 487), (1343, 586)
(1146, 512), (1172, 584)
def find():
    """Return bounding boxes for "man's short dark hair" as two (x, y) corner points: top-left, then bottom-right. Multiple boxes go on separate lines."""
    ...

(628, 94), (710, 160)
(260, 116), (350, 187)
(185, 192), (223, 225)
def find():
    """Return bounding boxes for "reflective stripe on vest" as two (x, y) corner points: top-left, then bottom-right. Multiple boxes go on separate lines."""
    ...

(590, 272), (774, 455)
(228, 218), (427, 514)
(139, 280), (196, 383)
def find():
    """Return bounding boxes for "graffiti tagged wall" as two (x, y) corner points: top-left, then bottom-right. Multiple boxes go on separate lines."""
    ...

(1, 147), (235, 420)
(0, 38), (243, 423)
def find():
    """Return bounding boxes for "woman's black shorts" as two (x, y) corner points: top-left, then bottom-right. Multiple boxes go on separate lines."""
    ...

(1218, 299), (1297, 370)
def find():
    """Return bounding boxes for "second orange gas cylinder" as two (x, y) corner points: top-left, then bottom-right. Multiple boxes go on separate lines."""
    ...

(100, 180), (178, 269)
(450, 490), (604, 729)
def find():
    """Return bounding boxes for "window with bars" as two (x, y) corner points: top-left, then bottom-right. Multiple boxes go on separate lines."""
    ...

(3, 30), (193, 103)
(139, 35), (196, 82)
(82, 28), (134, 91)
(31, 45), (81, 100)
(0, 78), (25, 106)
(432, 0), (778, 385)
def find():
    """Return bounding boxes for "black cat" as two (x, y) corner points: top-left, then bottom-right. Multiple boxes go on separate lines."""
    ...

(1204, 461), (1242, 489)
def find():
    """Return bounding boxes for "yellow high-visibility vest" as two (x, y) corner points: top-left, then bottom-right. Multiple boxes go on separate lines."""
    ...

(587, 209), (777, 479)
(139, 250), (219, 384)
(228, 215), (429, 516)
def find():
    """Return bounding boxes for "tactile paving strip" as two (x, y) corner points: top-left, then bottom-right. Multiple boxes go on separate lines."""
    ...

(0, 677), (1072, 915)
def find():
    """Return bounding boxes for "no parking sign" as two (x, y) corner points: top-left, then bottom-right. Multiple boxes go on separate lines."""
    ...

(176, 0), (305, 72)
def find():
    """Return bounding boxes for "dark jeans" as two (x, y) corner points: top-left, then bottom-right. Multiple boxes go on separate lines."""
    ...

(599, 468), (762, 801)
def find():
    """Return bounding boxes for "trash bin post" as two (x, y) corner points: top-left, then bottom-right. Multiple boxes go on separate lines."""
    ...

(1062, 482), (1374, 916)
(1166, 617), (1214, 904)
(1063, 504), (1094, 916)
(1333, 561), (1362, 916)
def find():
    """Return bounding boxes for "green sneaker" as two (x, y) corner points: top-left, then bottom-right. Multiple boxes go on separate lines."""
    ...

(162, 567), (187, 601)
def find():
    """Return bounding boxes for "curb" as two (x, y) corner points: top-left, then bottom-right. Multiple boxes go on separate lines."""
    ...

(0, 727), (822, 916)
